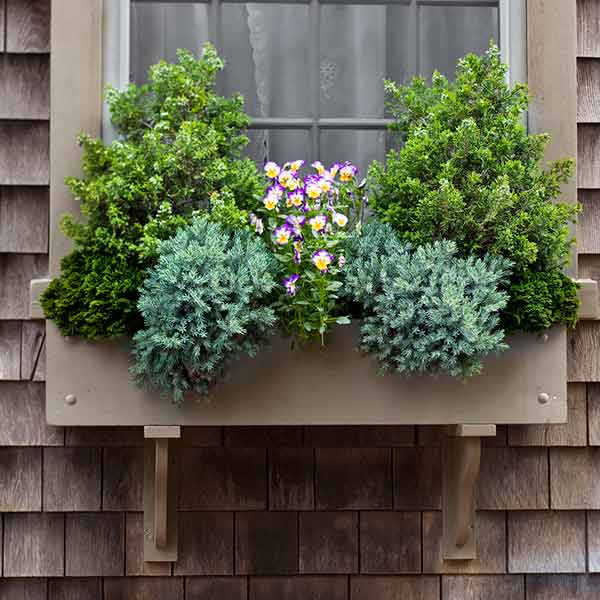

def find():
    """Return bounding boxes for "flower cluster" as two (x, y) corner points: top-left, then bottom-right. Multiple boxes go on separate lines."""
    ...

(250, 159), (365, 341)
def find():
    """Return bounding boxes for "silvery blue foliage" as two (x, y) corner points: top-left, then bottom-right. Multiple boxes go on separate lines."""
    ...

(344, 221), (512, 377)
(131, 218), (279, 404)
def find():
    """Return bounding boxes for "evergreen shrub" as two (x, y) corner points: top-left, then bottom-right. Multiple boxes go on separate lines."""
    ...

(41, 45), (264, 339)
(131, 218), (279, 404)
(369, 45), (579, 333)
(343, 221), (511, 377)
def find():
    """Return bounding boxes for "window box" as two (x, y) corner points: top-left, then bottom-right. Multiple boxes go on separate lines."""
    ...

(43, 0), (581, 563)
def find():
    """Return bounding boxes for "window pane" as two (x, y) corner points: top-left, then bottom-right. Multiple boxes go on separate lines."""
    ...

(131, 3), (210, 84)
(220, 4), (311, 118)
(419, 5), (499, 80)
(245, 129), (311, 167)
(320, 129), (386, 177)
(320, 4), (415, 118)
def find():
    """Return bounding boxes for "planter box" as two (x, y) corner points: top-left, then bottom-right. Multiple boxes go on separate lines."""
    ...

(46, 321), (567, 427)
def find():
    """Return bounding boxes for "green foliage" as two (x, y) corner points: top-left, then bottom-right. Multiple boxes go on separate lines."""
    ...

(501, 269), (579, 332)
(369, 44), (579, 332)
(41, 44), (264, 339)
(131, 218), (279, 404)
(343, 221), (511, 377)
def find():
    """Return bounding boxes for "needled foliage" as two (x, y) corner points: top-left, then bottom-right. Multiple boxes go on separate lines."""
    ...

(131, 218), (279, 404)
(41, 45), (264, 339)
(369, 45), (579, 333)
(343, 221), (511, 377)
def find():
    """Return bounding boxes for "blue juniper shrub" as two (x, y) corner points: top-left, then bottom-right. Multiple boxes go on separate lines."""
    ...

(343, 221), (511, 377)
(369, 45), (579, 333)
(131, 218), (279, 404)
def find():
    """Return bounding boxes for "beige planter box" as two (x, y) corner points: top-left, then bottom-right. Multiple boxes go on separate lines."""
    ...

(46, 321), (567, 427)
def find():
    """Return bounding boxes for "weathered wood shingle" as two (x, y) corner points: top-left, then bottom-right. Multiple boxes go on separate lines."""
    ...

(5, 0), (50, 53)
(351, 576), (440, 600)
(65, 513), (125, 577)
(0, 447), (41, 511)
(578, 0), (600, 57)
(578, 59), (600, 122)
(103, 578), (184, 600)
(0, 320), (21, 380)
(508, 512), (585, 573)
(174, 512), (234, 576)
(0, 122), (49, 186)
(477, 448), (549, 510)
(0, 54), (49, 119)
(4, 513), (64, 576)
(21, 320), (45, 382)
(299, 511), (358, 574)
(43, 447), (101, 511)
(0, 382), (62, 445)
(527, 575), (600, 599)
(48, 578), (102, 600)
(0, 187), (49, 253)
(550, 447), (600, 508)
(0, 254), (48, 320)
(441, 576), (523, 600)
(0, 579), (47, 600)
(102, 447), (143, 511)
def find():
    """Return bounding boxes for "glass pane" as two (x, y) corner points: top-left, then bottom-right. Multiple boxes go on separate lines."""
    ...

(320, 4), (414, 118)
(419, 5), (499, 80)
(245, 129), (311, 167)
(320, 129), (386, 178)
(131, 3), (210, 84)
(220, 4), (311, 118)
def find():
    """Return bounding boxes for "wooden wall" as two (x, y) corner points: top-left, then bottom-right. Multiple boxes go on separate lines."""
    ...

(2, 1), (600, 599)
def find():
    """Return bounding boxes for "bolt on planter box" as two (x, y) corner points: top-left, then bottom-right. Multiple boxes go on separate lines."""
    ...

(46, 321), (566, 427)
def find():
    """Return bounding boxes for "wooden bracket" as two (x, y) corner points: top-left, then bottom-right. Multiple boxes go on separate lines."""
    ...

(30, 278), (52, 319)
(442, 424), (496, 560)
(575, 279), (600, 320)
(143, 425), (180, 562)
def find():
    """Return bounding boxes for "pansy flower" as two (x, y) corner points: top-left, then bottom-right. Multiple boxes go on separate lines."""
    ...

(273, 224), (293, 245)
(283, 274), (300, 296)
(270, 184), (284, 199)
(311, 161), (326, 175)
(306, 181), (322, 200)
(312, 249), (334, 272)
(279, 170), (294, 188)
(339, 163), (358, 182)
(263, 192), (279, 211)
(285, 215), (306, 235)
(329, 162), (342, 177)
(319, 177), (332, 194)
(309, 215), (328, 234)
(264, 161), (281, 179)
(249, 213), (264, 235)
(290, 159), (305, 172)
(333, 212), (348, 227)
(289, 190), (304, 208)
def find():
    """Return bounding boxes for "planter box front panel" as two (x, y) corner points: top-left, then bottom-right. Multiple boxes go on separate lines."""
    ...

(46, 322), (567, 426)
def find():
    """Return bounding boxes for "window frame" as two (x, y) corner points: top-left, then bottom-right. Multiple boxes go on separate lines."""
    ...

(102, 0), (527, 152)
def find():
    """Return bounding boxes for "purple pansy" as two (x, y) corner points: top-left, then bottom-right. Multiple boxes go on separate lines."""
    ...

(283, 274), (300, 296)
(312, 249), (334, 272)
(273, 224), (293, 245)
(339, 162), (358, 182)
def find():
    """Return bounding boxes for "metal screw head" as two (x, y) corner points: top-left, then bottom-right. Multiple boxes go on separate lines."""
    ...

(537, 392), (550, 405)
(65, 394), (77, 406)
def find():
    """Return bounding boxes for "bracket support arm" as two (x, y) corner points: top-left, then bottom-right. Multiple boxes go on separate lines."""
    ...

(442, 424), (496, 560)
(143, 425), (180, 562)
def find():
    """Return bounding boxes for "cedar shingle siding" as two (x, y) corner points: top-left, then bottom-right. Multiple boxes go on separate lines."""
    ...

(1, 1), (600, 598)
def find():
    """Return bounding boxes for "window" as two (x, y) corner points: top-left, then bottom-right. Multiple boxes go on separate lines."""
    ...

(103, 0), (526, 172)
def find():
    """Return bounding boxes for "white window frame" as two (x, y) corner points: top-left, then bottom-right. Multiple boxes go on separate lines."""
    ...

(102, 0), (527, 143)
